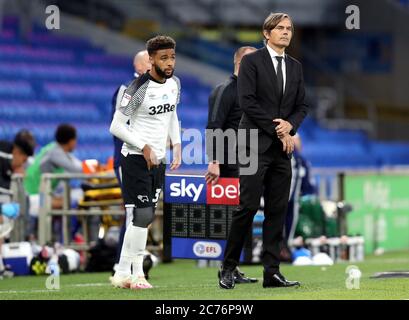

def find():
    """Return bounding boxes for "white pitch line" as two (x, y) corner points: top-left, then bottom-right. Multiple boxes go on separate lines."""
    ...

(70, 283), (110, 287)
(0, 283), (110, 294)
(0, 289), (52, 294)
(0, 280), (248, 294)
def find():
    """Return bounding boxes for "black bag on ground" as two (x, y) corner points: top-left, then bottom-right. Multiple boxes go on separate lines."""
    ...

(85, 239), (116, 272)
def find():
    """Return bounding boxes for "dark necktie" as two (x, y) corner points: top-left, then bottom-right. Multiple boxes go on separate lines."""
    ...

(276, 56), (284, 100)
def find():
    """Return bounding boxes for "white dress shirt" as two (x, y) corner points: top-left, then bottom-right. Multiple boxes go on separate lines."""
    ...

(266, 44), (286, 94)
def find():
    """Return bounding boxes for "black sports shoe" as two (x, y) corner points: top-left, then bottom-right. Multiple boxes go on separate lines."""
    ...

(218, 268), (235, 289)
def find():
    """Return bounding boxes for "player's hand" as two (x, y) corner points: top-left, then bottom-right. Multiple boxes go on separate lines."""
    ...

(279, 133), (294, 154)
(205, 162), (220, 185)
(273, 118), (293, 138)
(170, 143), (181, 171)
(142, 144), (158, 170)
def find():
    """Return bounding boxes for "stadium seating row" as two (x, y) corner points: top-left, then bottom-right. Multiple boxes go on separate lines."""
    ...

(1, 17), (408, 168)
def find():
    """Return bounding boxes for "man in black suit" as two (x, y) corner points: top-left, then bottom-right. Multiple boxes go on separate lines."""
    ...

(206, 46), (257, 283)
(219, 12), (308, 289)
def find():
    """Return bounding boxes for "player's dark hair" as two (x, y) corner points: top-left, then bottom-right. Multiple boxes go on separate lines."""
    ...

(13, 129), (36, 156)
(55, 124), (77, 144)
(146, 35), (176, 55)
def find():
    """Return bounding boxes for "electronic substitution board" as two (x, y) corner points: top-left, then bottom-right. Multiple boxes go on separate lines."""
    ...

(163, 174), (253, 262)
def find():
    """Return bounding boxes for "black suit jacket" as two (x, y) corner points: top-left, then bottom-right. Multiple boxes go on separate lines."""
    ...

(238, 47), (308, 154)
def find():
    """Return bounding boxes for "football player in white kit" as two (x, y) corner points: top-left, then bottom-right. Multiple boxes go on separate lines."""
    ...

(109, 35), (182, 289)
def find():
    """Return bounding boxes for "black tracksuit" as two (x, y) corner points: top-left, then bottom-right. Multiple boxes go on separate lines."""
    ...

(206, 74), (242, 177)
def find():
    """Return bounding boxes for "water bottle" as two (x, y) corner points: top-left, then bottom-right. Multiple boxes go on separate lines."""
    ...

(47, 255), (60, 276)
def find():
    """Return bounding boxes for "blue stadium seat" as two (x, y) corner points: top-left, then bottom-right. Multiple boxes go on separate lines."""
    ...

(42, 82), (118, 102)
(370, 141), (409, 165)
(0, 45), (75, 63)
(0, 100), (100, 122)
(0, 30), (18, 44)
(0, 62), (129, 83)
(0, 80), (33, 98)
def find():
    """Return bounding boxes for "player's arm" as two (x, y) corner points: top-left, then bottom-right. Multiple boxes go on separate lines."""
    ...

(110, 111), (146, 151)
(109, 81), (146, 151)
(168, 106), (181, 171)
(48, 150), (83, 173)
(169, 76), (182, 146)
(168, 76), (182, 171)
(110, 88), (159, 169)
(168, 108), (181, 146)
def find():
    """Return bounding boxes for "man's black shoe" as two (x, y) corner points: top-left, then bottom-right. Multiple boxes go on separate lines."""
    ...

(218, 267), (258, 284)
(263, 271), (300, 288)
(218, 268), (235, 289)
(233, 267), (258, 283)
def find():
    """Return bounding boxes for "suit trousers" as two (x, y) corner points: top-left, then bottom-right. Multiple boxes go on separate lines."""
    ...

(223, 141), (292, 273)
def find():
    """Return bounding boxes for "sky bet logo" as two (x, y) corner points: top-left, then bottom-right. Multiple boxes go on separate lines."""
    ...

(207, 177), (239, 205)
(165, 175), (239, 205)
(168, 176), (205, 202)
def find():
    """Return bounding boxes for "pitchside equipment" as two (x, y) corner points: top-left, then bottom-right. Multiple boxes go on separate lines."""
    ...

(163, 174), (253, 262)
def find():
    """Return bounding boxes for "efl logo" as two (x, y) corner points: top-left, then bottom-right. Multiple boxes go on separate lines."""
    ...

(193, 241), (222, 258)
(207, 178), (239, 205)
(165, 175), (206, 204)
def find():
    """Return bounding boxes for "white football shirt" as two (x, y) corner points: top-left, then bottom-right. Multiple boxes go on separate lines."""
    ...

(115, 72), (181, 160)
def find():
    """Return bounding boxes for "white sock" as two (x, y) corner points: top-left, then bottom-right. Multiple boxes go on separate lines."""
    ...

(115, 225), (133, 277)
(131, 226), (148, 278)
(115, 207), (135, 277)
(116, 224), (148, 278)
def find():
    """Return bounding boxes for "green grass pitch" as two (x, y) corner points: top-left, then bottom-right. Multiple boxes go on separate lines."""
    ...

(1, 250), (408, 300)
